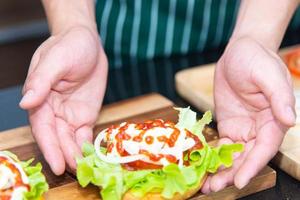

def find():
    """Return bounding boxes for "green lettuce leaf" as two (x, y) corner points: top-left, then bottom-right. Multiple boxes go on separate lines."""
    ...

(76, 107), (244, 200)
(175, 107), (212, 143)
(2, 151), (49, 200)
(192, 111), (212, 142)
(207, 144), (244, 173)
(189, 144), (244, 173)
(77, 142), (243, 200)
(161, 164), (188, 198)
(174, 107), (197, 131)
(77, 143), (124, 200)
(22, 161), (49, 200)
(129, 171), (165, 197)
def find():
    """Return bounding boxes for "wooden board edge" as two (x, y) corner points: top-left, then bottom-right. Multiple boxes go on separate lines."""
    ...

(95, 93), (173, 125)
(192, 166), (276, 200)
(44, 182), (99, 199)
(175, 63), (215, 76)
(0, 93), (173, 150)
(272, 151), (300, 181)
(43, 167), (276, 200)
(0, 126), (34, 151)
(175, 74), (215, 113)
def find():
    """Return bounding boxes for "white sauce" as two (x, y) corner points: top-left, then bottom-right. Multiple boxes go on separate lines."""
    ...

(10, 187), (28, 200)
(0, 164), (15, 190)
(97, 122), (196, 167)
(0, 152), (29, 199)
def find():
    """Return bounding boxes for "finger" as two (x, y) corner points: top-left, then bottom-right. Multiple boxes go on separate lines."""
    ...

(200, 138), (234, 194)
(56, 118), (82, 172)
(20, 47), (66, 109)
(234, 121), (284, 189)
(253, 57), (295, 126)
(29, 103), (65, 175)
(27, 51), (41, 78)
(209, 142), (249, 192)
(201, 176), (212, 194)
(22, 38), (58, 95)
(25, 38), (56, 82)
(209, 139), (246, 192)
(210, 168), (235, 192)
(75, 125), (93, 148)
(21, 51), (41, 99)
(217, 137), (234, 145)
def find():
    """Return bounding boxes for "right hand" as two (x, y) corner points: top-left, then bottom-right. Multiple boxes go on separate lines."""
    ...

(201, 37), (295, 193)
(20, 25), (108, 175)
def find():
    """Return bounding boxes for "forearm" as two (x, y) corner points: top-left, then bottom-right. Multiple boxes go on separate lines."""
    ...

(231, 0), (299, 51)
(41, 0), (97, 35)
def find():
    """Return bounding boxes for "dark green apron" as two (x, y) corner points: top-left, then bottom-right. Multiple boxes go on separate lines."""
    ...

(95, 0), (300, 68)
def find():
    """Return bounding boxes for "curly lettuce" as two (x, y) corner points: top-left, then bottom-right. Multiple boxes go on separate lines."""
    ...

(77, 107), (244, 200)
(2, 151), (49, 200)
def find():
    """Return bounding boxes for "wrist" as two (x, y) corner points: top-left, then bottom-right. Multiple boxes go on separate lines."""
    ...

(228, 34), (277, 53)
(51, 17), (97, 36)
(229, 0), (299, 52)
(42, 0), (97, 35)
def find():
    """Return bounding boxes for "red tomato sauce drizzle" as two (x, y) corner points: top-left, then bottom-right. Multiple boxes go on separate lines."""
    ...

(104, 120), (204, 170)
(0, 156), (30, 199)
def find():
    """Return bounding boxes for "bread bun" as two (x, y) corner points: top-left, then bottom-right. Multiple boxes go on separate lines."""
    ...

(123, 174), (207, 200)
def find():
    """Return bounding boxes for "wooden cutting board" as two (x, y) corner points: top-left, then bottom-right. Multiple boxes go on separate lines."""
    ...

(175, 45), (300, 181)
(0, 93), (276, 199)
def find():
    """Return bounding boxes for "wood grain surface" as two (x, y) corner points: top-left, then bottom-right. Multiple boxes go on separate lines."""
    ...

(175, 45), (300, 181)
(0, 93), (276, 199)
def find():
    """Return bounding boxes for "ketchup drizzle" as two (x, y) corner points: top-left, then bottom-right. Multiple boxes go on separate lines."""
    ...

(104, 120), (204, 170)
(0, 156), (30, 199)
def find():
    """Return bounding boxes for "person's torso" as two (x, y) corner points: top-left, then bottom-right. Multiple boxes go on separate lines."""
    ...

(95, 0), (300, 68)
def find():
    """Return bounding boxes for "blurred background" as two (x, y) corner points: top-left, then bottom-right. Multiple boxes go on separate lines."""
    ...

(0, 0), (48, 130)
(1, 0), (300, 131)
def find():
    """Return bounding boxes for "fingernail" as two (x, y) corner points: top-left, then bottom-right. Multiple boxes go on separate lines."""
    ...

(235, 178), (248, 189)
(19, 90), (34, 107)
(286, 106), (296, 124)
(210, 177), (226, 193)
(51, 164), (65, 176)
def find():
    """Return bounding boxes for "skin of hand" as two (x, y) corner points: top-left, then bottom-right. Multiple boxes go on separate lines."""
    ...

(201, 0), (299, 193)
(19, 25), (108, 175)
(201, 37), (296, 193)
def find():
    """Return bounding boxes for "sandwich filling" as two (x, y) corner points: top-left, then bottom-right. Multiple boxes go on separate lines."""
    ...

(0, 152), (30, 200)
(94, 119), (204, 170)
(78, 108), (244, 200)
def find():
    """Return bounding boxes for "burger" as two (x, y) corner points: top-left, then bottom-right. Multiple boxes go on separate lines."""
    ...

(77, 107), (243, 200)
(0, 151), (48, 200)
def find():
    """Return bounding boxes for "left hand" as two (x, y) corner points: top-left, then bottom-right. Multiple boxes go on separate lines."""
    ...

(20, 26), (108, 174)
(201, 37), (296, 193)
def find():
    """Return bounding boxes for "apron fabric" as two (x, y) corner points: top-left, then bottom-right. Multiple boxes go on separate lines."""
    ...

(95, 0), (300, 68)
(95, 0), (240, 68)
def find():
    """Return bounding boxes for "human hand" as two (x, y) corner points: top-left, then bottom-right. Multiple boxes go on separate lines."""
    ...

(201, 37), (296, 193)
(20, 25), (108, 175)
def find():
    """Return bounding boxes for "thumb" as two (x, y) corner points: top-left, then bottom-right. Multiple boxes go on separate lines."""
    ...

(254, 58), (296, 127)
(20, 53), (65, 109)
